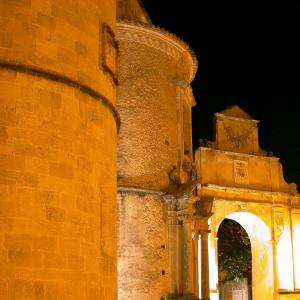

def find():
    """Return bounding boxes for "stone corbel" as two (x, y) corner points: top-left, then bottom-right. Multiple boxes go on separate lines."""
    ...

(193, 196), (214, 231)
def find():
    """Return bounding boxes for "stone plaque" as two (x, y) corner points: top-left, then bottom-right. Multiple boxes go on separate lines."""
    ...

(101, 22), (118, 84)
(234, 160), (249, 185)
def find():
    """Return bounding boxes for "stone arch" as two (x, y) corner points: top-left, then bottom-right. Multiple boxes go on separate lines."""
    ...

(214, 211), (274, 300)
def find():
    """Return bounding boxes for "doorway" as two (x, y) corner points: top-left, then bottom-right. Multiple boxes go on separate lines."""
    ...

(217, 218), (252, 300)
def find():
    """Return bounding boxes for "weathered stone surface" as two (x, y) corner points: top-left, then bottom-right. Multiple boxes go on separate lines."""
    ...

(116, 19), (197, 300)
(117, 192), (168, 299)
(195, 107), (300, 300)
(0, 0), (117, 299)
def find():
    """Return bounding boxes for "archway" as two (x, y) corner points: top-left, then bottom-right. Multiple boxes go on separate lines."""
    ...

(211, 212), (274, 300)
(217, 218), (252, 299)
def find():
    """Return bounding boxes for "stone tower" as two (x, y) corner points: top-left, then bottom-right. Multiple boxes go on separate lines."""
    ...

(116, 1), (198, 299)
(0, 1), (118, 299)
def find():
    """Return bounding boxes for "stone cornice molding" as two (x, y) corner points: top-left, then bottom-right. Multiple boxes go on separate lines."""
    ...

(198, 146), (278, 159)
(0, 60), (121, 131)
(116, 20), (198, 81)
(201, 183), (296, 197)
(215, 112), (259, 124)
(117, 186), (164, 195)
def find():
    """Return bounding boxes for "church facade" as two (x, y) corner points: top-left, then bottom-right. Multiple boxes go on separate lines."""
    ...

(0, 0), (299, 299)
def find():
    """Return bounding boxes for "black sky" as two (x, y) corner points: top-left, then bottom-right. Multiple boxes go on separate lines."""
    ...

(143, 1), (300, 187)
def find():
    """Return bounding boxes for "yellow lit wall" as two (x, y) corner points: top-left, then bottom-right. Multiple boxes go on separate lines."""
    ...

(208, 234), (219, 300)
(275, 210), (294, 291)
(0, 1), (118, 298)
(292, 210), (300, 289)
(277, 228), (294, 290)
(221, 212), (273, 300)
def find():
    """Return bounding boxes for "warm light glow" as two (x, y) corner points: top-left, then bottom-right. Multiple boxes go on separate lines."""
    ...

(225, 212), (271, 242)
(198, 235), (202, 298)
(219, 212), (274, 300)
(277, 227), (294, 290)
(293, 223), (300, 289)
(209, 293), (219, 300)
(208, 234), (218, 297)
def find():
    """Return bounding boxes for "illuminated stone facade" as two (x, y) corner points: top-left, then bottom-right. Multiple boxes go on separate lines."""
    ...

(1, 1), (299, 300)
(0, 0), (118, 299)
(116, 9), (198, 299)
(195, 106), (300, 300)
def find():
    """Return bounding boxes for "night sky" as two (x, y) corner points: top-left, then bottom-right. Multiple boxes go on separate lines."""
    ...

(143, 1), (300, 188)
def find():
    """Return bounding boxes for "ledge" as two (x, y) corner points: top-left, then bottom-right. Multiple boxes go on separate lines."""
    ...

(0, 60), (121, 131)
(117, 20), (198, 81)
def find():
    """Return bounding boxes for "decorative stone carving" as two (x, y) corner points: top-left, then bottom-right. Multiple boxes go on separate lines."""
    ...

(224, 124), (252, 149)
(234, 159), (249, 185)
(193, 197), (214, 218)
(117, 21), (197, 81)
(101, 22), (118, 84)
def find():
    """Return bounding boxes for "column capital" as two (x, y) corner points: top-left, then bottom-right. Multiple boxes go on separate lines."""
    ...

(163, 194), (178, 211)
(199, 230), (211, 236)
(193, 197), (214, 218)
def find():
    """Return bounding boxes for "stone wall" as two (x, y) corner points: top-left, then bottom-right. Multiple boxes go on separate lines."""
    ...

(117, 22), (196, 191)
(0, 0), (118, 299)
(116, 21), (197, 299)
(117, 191), (168, 300)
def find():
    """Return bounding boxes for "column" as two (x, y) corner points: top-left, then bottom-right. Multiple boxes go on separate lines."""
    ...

(200, 230), (210, 300)
(193, 232), (199, 298)
(181, 213), (195, 296)
(165, 195), (180, 296)
(178, 195), (198, 299)
(193, 197), (214, 300)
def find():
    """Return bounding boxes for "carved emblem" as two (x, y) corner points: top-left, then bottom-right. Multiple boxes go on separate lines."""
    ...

(234, 160), (249, 185)
(224, 125), (252, 149)
(101, 22), (118, 84)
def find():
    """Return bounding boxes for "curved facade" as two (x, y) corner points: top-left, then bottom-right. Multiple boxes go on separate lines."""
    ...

(0, 1), (117, 299)
(116, 21), (197, 299)
(117, 21), (197, 191)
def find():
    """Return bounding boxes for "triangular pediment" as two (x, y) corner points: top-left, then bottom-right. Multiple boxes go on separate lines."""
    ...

(220, 105), (253, 120)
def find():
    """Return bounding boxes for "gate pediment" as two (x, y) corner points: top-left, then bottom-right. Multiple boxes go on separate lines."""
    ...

(195, 106), (297, 195)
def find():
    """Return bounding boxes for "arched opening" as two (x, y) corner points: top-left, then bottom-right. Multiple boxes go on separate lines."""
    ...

(217, 218), (252, 300)
(212, 212), (273, 300)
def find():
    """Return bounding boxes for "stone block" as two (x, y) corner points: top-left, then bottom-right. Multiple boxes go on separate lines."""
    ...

(0, 280), (8, 298)
(45, 206), (66, 222)
(4, 233), (32, 251)
(0, 69), (16, 81)
(0, 32), (12, 48)
(36, 12), (56, 30)
(49, 162), (73, 179)
(0, 126), (7, 142)
(57, 47), (78, 67)
(8, 250), (42, 268)
(67, 254), (84, 270)
(35, 190), (57, 206)
(10, 280), (35, 299)
(33, 236), (58, 252)
(0, 154), (24, 172)
(43, 252), (66, 269)
(75, 42), (88, 57)
(59, 238), (80, 254)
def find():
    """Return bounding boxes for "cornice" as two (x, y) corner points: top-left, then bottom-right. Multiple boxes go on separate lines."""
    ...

(198, 146), (278, 159)
(0, 60), (120, 131)
(116, 20), (198, 81)
(214, 113), (259, 124)
(201, 183), (296, 197)
(117, 185), (164, 196)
